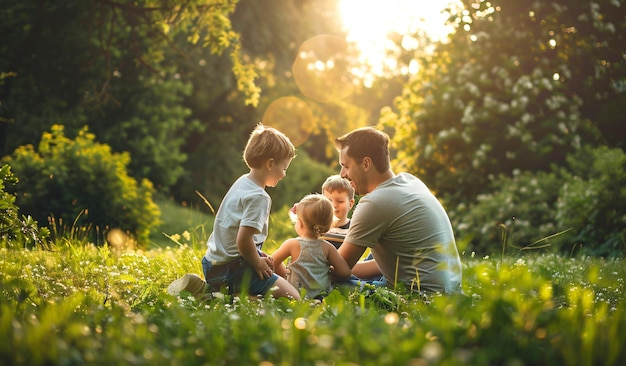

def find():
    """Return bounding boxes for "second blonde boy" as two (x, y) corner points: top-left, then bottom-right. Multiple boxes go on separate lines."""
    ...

(319, 174), (355, 249)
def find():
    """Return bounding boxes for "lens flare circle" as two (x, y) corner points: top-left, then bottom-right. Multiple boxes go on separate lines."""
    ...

(262, 96), (314, 147)
(292, 35), (355, 103)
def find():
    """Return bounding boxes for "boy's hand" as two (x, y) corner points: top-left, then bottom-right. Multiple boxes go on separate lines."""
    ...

(253, 259), (273, 279)
(264, 256), (274, 271)
(258, 251), (274, 270)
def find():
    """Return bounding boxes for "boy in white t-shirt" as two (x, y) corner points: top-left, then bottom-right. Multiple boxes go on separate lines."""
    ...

(168, 123), (300, 300)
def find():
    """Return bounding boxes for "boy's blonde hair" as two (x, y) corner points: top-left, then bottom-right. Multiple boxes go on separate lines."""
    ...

(296, 194), (334, 237)
(322, 174), (354, 199)
(244, 123), (296, 169)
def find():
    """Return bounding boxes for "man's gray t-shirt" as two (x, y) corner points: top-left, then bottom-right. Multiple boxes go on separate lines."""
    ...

(345, 173), (462, 293)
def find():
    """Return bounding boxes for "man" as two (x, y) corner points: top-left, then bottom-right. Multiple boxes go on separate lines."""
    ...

(335, 127), (462, 294)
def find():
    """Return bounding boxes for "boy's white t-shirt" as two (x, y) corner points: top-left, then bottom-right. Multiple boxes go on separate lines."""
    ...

(204, 174), (271, 264)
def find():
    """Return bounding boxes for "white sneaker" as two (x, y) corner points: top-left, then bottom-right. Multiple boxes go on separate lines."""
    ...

(167, 273), (209, 299)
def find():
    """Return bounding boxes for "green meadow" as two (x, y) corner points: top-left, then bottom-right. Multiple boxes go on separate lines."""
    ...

(1, 201), (625, 365)
(2, 1), (625, 364)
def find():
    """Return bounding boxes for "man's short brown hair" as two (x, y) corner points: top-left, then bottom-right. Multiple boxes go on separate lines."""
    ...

(335, 127), (390, 173)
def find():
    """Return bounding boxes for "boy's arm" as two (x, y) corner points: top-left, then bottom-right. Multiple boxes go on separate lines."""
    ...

(237, 226), (272, 280)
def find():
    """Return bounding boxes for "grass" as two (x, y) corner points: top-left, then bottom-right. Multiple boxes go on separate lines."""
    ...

(1, 242), (625, 365)
(1, 200), (625, 365)
(148, 197), (214, 248)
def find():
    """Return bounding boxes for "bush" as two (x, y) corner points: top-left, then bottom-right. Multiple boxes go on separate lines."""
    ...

(2, 125), (160, 245)
(0, 164), (50, 249)
(454, 146), (626, 257)
(452, 169), (562, 255)
(556, 146), (626, 256)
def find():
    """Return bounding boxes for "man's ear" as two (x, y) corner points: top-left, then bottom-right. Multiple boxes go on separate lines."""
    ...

(362, 157), (372, 171)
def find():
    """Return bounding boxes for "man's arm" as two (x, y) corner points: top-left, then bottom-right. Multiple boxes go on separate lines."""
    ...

(352, 259), (382, 279)
(338, 241), (382, 279)
(337, 241), (366, 268)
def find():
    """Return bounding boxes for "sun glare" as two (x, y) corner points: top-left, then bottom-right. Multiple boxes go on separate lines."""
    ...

(284, 1), (461, 117)
(339, 0), (460, 80)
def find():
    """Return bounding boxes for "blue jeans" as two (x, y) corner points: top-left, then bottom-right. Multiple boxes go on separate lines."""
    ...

(202, 255), (278, 296)
(337, 253), (386, 288)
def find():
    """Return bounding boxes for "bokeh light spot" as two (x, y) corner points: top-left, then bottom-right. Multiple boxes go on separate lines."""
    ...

(262, 96), (314, 147)
(292, 35), (355, 103)
(107, 228), (127, 250)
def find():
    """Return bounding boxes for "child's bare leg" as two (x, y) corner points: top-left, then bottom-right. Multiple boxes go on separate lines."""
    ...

(270, 277), (300, 300)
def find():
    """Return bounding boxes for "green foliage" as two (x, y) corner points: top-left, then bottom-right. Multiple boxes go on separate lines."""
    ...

(92, 79), (200, 190)
(0, 165), (50, 249)
(2, 125), (160, 245)
(0, 0), (257, 193)
(265, 205), (298, 253)
(455, 146), (626, 256)
(0, 71), (16, 123)
(556, 146), (626, 256)
(453, 169), (563, 255)
(0, 0), (356, 207)
(380, 0), (625, 258)
(1, 244), (625, 365)
(154, 197), (214, 249)
(270, 150), (336, 211)
(384, 0), (624, 208)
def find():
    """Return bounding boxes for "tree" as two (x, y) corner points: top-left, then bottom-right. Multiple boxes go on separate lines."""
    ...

(1, 0), (403, 213)
(379, 0), (625, 255)
(384, 0), (625, 207)
(0, 0), (257, 191)
(175, 0), (368, 207)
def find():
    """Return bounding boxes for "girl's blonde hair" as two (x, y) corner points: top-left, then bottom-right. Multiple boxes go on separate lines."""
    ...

(244, 123), (296, 169)
(296, 194), (333, 237)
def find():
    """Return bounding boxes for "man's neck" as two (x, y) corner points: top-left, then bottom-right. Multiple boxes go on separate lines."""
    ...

(366, 170), (394, 194)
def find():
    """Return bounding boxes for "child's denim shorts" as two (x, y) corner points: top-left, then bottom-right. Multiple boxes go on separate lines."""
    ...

(202, 255), (278, 296)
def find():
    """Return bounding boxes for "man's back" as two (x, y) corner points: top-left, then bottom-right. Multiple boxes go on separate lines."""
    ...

(345, 173), (462, 293)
